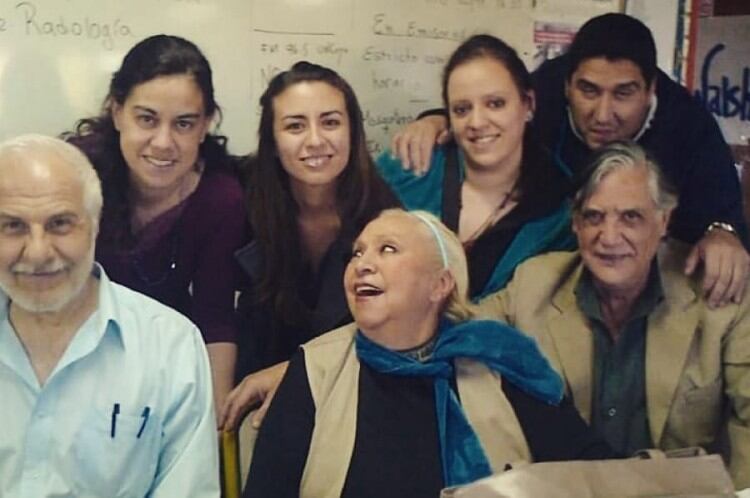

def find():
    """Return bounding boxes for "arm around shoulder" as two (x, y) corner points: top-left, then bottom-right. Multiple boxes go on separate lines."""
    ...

(375, 146), (448, 214)
(389, 112), (450, 174)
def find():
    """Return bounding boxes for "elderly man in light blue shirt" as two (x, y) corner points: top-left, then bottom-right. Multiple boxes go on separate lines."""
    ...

(0, 135), (219, 497)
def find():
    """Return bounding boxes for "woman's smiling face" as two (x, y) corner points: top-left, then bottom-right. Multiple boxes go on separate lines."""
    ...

(113, 74), (211, 195)
(447, 56), (532, 174)
(344, 212), (449, 345)
(272, 81), (351, 193)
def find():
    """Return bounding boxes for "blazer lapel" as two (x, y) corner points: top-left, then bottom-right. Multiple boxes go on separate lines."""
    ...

(646, 248), (700, 445)
(547, 266), (595, 422)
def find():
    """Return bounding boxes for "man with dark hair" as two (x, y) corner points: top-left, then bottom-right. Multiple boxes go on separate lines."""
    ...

(534, 14), (743, 246)
(394, 13), (750, 309)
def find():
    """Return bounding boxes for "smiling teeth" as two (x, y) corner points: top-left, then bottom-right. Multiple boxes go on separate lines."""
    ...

(147, 158), (174, 167)
(472, 135), (498, 144)
(303, 156), (330, 168)
(355, 283), (383, 296)
(599, 254), (628, 262)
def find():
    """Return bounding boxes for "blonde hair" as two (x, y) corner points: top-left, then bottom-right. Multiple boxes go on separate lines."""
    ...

(380, 208), (476, 322)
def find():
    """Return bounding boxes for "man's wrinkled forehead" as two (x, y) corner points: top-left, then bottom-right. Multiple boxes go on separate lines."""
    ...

(580, 166), (657, 212)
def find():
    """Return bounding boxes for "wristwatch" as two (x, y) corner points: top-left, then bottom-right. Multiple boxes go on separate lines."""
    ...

(705, 221), (738, 237)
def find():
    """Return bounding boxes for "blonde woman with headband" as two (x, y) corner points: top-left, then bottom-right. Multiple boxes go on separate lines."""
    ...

(243, 209), (614, 498)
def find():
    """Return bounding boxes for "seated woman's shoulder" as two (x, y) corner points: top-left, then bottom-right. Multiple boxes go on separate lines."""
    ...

(303, 323), (358, 351)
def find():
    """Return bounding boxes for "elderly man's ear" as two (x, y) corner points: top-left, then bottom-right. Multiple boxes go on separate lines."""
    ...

(658, 208), (673, 239)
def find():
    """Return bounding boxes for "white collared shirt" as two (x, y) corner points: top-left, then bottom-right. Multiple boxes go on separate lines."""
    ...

(0, 264), (219, 498)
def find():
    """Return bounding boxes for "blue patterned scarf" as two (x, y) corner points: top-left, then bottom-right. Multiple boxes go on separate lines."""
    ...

(355, 318), (563, 487)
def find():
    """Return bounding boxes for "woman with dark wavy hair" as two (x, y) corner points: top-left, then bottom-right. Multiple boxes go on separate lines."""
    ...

(233, 61), (397, 378)
(66, 34), (247, 412)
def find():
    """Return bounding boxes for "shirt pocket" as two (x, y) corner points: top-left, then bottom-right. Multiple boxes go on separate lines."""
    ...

(70, 406), (162, 498)
(683, 377), (723, 405)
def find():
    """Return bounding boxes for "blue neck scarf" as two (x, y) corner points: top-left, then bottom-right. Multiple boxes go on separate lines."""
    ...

(355, 319), (563, 487)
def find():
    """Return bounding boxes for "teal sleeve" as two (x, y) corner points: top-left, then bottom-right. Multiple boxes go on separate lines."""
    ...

(475, 202), (577, 300)
(375, 147), (448, 217)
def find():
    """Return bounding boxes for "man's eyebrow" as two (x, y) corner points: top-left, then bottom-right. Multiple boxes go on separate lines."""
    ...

(575, 78), (600, 89)
(48, 211), (81, 220)
(175, 112), (203, 120)
(614, 81), (642, 91)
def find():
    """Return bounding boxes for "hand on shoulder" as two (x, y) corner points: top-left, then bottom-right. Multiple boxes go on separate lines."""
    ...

(390, 114), (450, 175)
(685, 227), (750, 308)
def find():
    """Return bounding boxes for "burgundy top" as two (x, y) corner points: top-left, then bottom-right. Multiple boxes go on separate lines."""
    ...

(95, 170), (247, 344)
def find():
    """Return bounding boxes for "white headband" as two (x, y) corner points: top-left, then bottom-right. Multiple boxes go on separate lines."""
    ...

(410, 212), (449, 269)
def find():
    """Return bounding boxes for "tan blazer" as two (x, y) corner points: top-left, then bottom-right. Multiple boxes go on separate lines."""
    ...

(478, 240), (750, 488)
(298, 324), (531, 498)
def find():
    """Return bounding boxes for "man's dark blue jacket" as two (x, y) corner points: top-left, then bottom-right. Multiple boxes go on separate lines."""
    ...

(532, 53), (748, 246)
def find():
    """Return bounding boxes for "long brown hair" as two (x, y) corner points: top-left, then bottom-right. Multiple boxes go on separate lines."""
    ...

(247, 61), (395, 324)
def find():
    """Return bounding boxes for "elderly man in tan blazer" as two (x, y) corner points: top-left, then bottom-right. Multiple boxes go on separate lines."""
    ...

(480, 141), (750, 488)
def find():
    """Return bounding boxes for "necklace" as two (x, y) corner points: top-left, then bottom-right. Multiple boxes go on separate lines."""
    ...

(398, 335), (438, 363)
(462, 188), (515, 250)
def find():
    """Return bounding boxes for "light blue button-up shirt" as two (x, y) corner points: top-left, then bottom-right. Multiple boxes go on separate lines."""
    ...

(0, 265), (219, 498)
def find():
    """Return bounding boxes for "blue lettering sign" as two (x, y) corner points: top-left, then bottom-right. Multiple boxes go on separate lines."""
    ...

(694, 43), (750, 122)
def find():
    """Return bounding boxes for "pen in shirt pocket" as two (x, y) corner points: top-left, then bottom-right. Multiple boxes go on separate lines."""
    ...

(137, 406), (151, 438)
(110, 403), (120, 438)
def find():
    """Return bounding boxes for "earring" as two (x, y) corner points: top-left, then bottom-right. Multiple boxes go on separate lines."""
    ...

(526, 111), (534, 122)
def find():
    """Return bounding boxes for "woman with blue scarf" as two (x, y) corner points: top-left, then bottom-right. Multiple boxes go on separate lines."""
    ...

(244, 209), (612, 497)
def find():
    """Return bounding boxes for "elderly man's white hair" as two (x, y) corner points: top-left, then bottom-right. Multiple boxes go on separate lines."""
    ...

(0, 134), (103, 225)
(572, 140), (679, 214)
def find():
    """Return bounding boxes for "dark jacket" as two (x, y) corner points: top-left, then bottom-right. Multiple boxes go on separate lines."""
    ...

(532, 53), (748, 246)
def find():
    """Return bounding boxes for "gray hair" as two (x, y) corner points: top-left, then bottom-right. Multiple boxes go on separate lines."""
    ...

(572, 141), (678, 214)
(0, 134), (103, 226)
(380, 208), (476, 322)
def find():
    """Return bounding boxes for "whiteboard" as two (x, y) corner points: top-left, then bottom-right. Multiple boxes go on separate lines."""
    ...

(691, 15), (750, 146)
(0, 0), (621, 156)
(626, 0), (680, 78)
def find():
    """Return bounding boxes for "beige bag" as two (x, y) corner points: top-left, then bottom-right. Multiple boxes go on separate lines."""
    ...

(441, 449), (736, 498)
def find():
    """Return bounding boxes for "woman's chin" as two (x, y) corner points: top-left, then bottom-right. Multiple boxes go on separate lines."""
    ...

(354, 316), (384, 336)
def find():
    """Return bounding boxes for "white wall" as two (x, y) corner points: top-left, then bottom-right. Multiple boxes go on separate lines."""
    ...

(0, 0), (622, 155)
